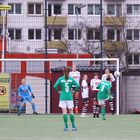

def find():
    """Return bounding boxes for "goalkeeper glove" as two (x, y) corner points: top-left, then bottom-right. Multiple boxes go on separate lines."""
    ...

(31, 94), (35, 98)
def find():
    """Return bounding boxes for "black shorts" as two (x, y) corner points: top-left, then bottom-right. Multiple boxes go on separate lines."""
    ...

(83, 98), (89, 104)
(92, 90), (98, 100)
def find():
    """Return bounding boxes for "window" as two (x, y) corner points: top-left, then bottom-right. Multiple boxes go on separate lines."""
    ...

(48, 29), (52, 41)
(68, 4), (81, 15)
(87, 28), (93, 40)
(54, 29), (62, 40)
(107, 4), (122, 16)
(8, 3), (14, 14)
(127, 29), (140, 40)
(127, 5), (132, 15)
(54, 4), (61, 15)
(117, 30), (121, 41)
(36, 29), (41, 40)
(68, 4), (74, 15)
(15, 29), (21, 40)
(28, 3), (42, 15)
(128, 54), (140, 65)
(107, 29), (115, 40)
(48, 28), (62, 40)
(134, 29), (139, 40)
(128, 54), (132, 65)
(76, 29), (81, 39)
(88, 4), (93, 15)
(48, 4), (52, 16)
(107, 4), (115, 15)
(75, 7), (81, 15)
(127, 4), (140, 15)
(87, 29), (100, 40)
(36, 4), (41, 14)
(116, 4), (122, 16)
(127, 29), (133, 40)
(8, 29), (22, 40)
(134, 5), (140, 15)
(95, 29), (100, 40)
(28, 29), (42, 40)
(8, 29), (14, 40)
(48, 4), (62, 16)
(28, 29), (34, 39)
(68, 29), (81, 40)
(95, 5), (100, 15)
(28, 4), (34, 14)
(87, 4), (100, 15)
(134, 54), (139, 64)
(8, 3), (21, 14)
(68, 29), (74, 40)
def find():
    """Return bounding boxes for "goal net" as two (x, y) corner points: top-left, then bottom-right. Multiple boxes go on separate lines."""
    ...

(0, 58), (120, 115)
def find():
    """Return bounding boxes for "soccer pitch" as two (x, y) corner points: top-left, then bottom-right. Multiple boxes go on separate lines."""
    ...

(0, 114), (140, 140)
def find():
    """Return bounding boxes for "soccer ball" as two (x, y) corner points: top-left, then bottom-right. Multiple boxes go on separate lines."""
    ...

(114, 71), (121, 78)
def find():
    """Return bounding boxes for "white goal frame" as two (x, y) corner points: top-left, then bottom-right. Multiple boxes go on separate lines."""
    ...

(1, 58), (120, 115)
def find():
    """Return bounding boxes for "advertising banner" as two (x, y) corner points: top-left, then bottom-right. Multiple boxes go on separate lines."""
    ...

(0, 73), (10, 109)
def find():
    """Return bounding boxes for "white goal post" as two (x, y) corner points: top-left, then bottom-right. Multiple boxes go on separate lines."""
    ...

(0, 58), (120, 115)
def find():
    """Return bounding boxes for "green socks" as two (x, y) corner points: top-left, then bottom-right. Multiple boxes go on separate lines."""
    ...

(70, 114), (76, 128)
(63, 114), (76, 129)
(101, 106), (106, 120)
(63, 114), (68, 128)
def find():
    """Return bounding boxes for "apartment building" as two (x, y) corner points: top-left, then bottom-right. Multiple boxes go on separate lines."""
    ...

(0, 0), (139, 61)
(0, 0), (44, 53)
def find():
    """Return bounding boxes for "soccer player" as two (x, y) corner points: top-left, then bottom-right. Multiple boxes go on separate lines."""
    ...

(81, 75), (89, 117)
(69, 65), (80, 113)
(18, 78), (38, 116)
(54, 66), (80, 131)
(101, 68), (115, 114)
(97, 76), (112, 120)
(90, 73), (101, 118)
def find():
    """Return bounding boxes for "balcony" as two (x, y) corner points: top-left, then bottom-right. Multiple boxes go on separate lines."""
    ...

(104, 17), (125, 26)
(47, 41), (67, 50)
(104, 41), (125, 51)
(47, 16), (67, 26)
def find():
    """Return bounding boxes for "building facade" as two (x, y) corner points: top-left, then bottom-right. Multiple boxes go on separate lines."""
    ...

(0, 0), (139, 66)
(0, 0), (139, 60)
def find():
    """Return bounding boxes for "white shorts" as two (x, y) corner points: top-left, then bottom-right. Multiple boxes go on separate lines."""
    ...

(59, 100), (74, 109)
(98, 99), (106, 106)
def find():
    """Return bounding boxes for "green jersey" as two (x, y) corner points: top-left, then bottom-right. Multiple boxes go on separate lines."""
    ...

(97, 81), (112, 100)
(54, 76), (80, 101)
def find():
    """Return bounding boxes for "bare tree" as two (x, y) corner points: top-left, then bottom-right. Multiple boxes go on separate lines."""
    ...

(103, 13), (139, 71)
(61, 20), (101, 55)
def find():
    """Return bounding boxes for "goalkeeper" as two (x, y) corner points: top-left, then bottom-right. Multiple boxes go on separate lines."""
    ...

(18, 78), (38, 116)
(54, 66), (80, 131)
(97, 76), (112, 120)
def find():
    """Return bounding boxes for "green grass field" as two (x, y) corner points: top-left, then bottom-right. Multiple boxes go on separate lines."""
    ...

(0, 114), (140, 140)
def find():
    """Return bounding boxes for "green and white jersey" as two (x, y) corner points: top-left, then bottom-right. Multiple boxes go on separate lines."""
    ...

(97, 81), (112, 100)
(54, 76), (80, 101)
